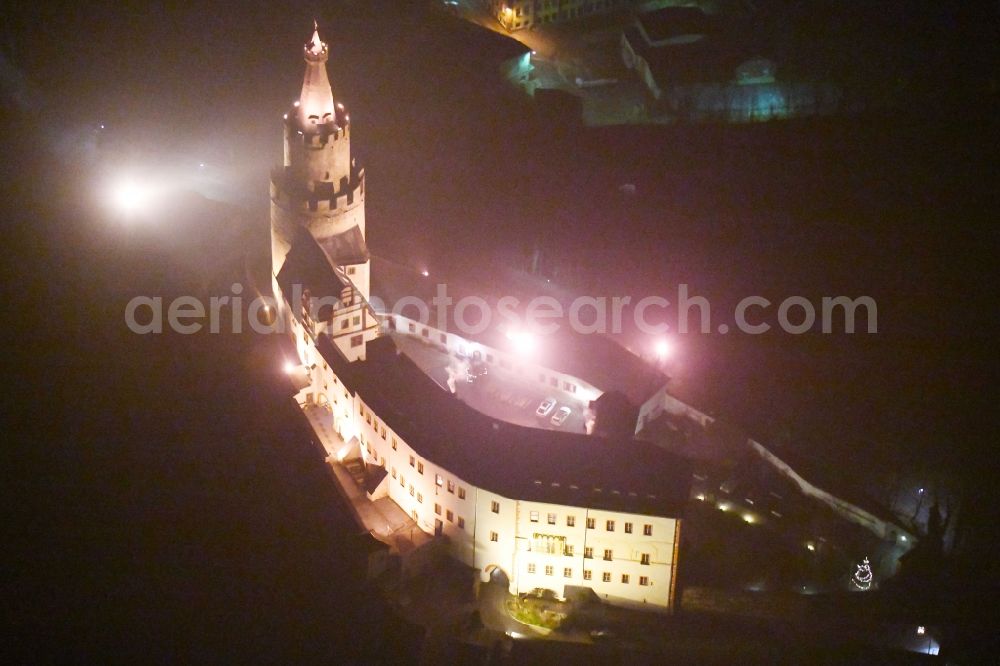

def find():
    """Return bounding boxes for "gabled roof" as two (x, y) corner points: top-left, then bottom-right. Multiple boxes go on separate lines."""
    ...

(277, 229), (349, 320)
(315, 225), (370, 267)
(339, 336), (690, 517)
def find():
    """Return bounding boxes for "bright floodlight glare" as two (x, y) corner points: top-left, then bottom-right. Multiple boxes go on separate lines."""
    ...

(283, 361), (296, 374)
(111, 179), (149, 214)
(505, 329), (537, 354)
(421, 269), (429, 277)
(655, 338), (672, 358)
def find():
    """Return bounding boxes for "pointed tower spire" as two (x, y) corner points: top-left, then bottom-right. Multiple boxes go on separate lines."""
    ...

(298, 21), (335, 127)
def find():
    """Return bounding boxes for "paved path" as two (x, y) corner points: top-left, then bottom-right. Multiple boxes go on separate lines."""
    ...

(302, 403), (431, 553)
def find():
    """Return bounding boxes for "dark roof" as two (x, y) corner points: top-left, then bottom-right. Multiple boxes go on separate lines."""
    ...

(276, 229), (349, 312)
(637, 6), (713, 43)
(364, 464), (388, 495)
(345, 336), (690, 517)
(626, 29), (749, 85)
(370, 256), (667, 407)
(315, 225), (369, 267)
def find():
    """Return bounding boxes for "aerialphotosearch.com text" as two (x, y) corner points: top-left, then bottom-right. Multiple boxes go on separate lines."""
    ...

(124, 283), (877, 336)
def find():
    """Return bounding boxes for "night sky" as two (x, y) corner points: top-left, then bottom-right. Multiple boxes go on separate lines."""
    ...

(3, 0), (998, 660)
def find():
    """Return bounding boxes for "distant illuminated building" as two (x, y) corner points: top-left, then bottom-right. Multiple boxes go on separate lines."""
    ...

(621, 7), (840, 122)
(490, 0), (638, 32)
(271, 25), (690, 612)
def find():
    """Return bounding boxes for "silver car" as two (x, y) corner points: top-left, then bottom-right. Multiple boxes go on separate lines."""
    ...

(551, 406), (572, 427)
(536, 398), (556, 417)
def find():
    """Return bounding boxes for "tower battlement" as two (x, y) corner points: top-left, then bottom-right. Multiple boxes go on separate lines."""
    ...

(271, 23), (371, 304)
(270, 167), (365, 214)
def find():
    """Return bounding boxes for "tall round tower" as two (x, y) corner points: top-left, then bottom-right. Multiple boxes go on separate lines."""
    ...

(270, 24), (370, 304)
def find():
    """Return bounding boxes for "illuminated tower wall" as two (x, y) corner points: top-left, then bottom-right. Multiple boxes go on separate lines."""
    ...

(270, 26), (370, 304)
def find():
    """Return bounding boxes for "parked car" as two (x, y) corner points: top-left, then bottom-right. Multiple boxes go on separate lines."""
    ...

(536, 398), (556, 417)
(551, 406), (572, 427)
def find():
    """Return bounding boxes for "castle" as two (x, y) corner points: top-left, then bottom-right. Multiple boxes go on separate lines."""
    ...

(270, 26), (690, 611)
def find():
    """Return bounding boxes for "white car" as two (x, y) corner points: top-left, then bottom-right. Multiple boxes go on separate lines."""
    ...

(551, 406), (572, 427)
(536, 398), (556, 417)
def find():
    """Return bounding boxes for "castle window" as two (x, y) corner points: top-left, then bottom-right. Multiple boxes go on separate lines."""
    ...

(409, 455), (415, 467)
(566, 516), (575, 527)
(391, 438), (397, 451)
(639, 576), (649, 586)
(583, 570), (592, 581)
(457, 517), (465, 529)
(644, 524), (653, 536)
(408, 322), (416, 333)
(491, 501), (500, 514)
(434, 503), (441, 515)
(490, 531), (498, 542)
(347, 266), (356, 275)
(435, 474), (443, 487)
(350, 334), (363, 347)
(391, 467), (397, 479)
(640, 553), (650, 565)
(547, 513), (556, 525)
(564, 545), (574, 557)
(417, 493), (423, 503)
(417, 462), (424, 474)
(624, 522), (633, 534)
(603, 549), (613, 561)
(447, 480), (455, 494)
(544, 565), (553, 576)
(563, 568), (572, 578)
(341, 319), (349, 330)
(528, 563), (536, 574)
(530, 511), (539, 522)
(606, 520), (615, 532)
(446, 510), (453, 522)
(621, 574), (630, 584)
(584, 547), (593, 559)
(602, 572), (611, 582)
(586, 518), (595, 529)
(458, 487), (466, 500)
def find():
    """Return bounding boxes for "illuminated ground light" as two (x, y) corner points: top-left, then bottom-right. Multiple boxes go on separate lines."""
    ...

(742, 513), (756, 524)
(806, 542), (816, 552)
(283, 361), (297, 374)
(695, 493), (706, 501)
(717, 501), (732, 512)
